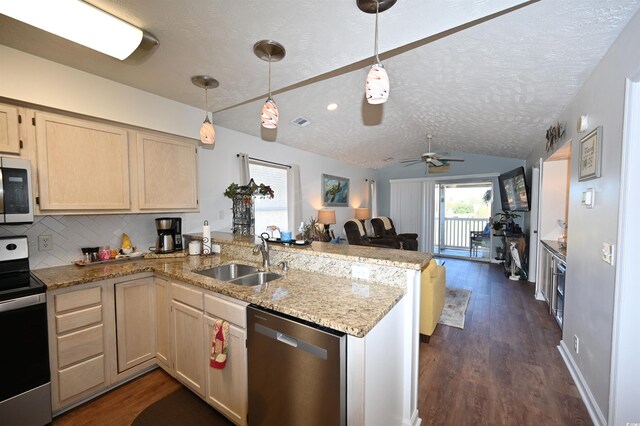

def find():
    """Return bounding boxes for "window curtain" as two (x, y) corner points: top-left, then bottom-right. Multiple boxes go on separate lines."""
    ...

(238, 153), (250, 185)
(368, 179), (378, 218)
(287, 164), (302, 233)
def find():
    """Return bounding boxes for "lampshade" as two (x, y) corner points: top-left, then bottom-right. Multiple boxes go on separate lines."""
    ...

(0, 0), (157, 60)
(199, 116), (215, 145)
(355, 207), (371, 220)
(260, 97), (279, 129)
(365, 63), (389, 104)
(317, 210), (336, 225)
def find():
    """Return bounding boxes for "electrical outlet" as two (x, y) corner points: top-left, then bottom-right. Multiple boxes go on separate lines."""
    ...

(352, 264), (370, 280)
(574, 335), (580, 354)
(38, 235), (53, 251)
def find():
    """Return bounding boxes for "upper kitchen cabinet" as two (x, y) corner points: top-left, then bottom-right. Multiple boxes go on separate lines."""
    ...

(135, 132), (198, 211)
(35, 112), (131, 211)
(0, 103), (21, 154)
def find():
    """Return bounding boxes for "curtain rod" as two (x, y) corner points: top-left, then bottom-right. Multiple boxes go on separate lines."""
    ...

(237, 154), (291, 169)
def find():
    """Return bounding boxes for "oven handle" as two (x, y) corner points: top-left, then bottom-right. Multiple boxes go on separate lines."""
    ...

(0, 293), (46, 313)
(0, 166), (5, 216)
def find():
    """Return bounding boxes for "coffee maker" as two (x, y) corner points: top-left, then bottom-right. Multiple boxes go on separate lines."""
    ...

(154, 217), (182, 253)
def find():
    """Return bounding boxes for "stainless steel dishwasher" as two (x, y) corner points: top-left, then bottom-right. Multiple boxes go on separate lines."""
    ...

(247, 305), (346, 426)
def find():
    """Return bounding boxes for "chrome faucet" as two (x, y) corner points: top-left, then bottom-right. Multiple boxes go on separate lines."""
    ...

(253, 235), (270, 271)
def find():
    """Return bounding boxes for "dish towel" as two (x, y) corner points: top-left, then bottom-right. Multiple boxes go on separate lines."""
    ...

(210, 319), (229, 369)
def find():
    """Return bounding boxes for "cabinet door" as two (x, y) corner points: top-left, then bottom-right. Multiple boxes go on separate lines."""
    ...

(172, 300), (205, 396)
(136, 132), (198, 210)
(35, 112), (130, 210)
(155, 277), (171, 369)
(115, 277), (155, 372)
(0, 103), (20, 154)
(204, 315), (247, 425)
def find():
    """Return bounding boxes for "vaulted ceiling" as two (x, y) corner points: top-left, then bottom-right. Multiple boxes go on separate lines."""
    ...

(1, 0), (639, 168)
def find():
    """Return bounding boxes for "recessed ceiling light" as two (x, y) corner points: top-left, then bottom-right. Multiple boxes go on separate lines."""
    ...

(326, 103), (338, 111)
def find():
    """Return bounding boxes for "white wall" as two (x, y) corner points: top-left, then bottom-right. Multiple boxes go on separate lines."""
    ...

(525, 8), (640, 423)
(0, 46), (373, 267)
(538, 160), (568, 241)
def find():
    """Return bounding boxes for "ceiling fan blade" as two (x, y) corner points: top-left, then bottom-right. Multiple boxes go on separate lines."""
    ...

(399, 158), (423, 163)
(438, 157), (465, 162)
(401, 160), (423, 167)
(429, 158), (444, 167)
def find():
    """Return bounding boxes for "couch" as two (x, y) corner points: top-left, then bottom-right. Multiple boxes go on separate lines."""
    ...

(420, 259), (446, 343)
(343, 219), (399, 248)
(371, 216), (419, 251)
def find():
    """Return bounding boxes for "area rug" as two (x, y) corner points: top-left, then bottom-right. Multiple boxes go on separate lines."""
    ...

(132, 386), (233, 426)
(438, 287), (472, 329)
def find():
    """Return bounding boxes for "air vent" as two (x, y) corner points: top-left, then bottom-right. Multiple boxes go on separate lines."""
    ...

(291, 116), (311, 127)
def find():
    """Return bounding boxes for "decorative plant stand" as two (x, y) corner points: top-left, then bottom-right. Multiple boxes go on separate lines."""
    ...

(232, 195), (255, 235)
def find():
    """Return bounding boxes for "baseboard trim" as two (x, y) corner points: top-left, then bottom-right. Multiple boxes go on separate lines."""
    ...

(535, 290), (545, 301)
(403, 409), (421, 426)
(557, 341), (606, 426)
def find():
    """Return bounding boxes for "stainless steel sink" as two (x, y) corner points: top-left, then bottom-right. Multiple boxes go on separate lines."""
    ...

(228, 272), (282, 287)
(195, 263), (259, 281)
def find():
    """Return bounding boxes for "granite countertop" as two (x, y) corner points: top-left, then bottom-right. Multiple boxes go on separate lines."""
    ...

(541, 240), (567, 262)
(202, 231), (431, 270)
(33, 254), (405, 338)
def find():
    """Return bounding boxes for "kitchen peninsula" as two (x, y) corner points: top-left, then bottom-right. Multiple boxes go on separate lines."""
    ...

(35, 232), (430, 425)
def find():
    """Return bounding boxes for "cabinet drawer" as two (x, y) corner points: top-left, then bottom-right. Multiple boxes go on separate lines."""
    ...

(204, 294), (246, 328)
(55, 287), (101, 313)
(57, 324), (104, 368)
(56, 305), (102, 334)
(58, 354), (105, 402)
(172, 282), (203, 310)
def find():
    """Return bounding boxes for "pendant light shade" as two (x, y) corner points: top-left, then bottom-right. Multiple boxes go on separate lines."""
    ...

(254, 40), (286, 130)
(365, 63), (389, 104)
(261, 97), (279, 129)
(191, 75), (219, 146)
(359, 0), (395, 105)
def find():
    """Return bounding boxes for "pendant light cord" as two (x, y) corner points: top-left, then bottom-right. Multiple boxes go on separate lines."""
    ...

(204, 85), (209, 112)
(374, 1), (380, 63)
(268, 55), (272, 98)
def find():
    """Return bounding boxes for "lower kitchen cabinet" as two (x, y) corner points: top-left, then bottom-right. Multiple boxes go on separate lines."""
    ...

(204, 315), (247, 426)
(114, 276), (156, 373)
(155, 277), (171, 371)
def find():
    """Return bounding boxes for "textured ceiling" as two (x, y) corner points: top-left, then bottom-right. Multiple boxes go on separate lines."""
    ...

(1, 0), (639, 169)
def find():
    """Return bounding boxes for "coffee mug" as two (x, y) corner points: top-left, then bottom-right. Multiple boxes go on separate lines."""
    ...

(280, 231), (292, 242)
(189, 240), (202, 255)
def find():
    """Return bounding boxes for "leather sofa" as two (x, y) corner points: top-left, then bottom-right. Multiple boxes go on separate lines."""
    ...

(343, 219), (399, 248)
(371, 216), (419, 251)
(420, 259), (446, 343)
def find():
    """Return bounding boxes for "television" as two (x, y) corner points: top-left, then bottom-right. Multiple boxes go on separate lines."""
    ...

(498, 166), (530, 212)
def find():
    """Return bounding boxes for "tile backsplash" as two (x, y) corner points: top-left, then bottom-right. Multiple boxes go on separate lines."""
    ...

(0, 214), (164, 269)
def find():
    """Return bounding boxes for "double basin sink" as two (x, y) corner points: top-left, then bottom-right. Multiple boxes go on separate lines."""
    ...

(195, 263), (282, 287)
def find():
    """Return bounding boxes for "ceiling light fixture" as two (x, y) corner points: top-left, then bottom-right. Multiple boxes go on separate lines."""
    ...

(326, 103), (339, 111)
(358, 0), (396, 104)
(191, 75), (219, 145)
(254, 40), (286, 129)
(0, 0), (158, 60)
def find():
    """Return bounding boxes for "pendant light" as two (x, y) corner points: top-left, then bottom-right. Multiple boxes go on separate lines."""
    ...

(191, 75), (219, 145)
(358, 0), (396, 104)
(254, 40), (286, 129)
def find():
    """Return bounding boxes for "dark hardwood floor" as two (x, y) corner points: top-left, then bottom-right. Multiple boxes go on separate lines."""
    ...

(53, 258), (591, 425)
(419, 257), (591, 425)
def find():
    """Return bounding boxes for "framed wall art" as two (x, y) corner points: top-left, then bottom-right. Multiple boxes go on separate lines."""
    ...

(579, 126), (602, 181)
(322, 174), (349, 207)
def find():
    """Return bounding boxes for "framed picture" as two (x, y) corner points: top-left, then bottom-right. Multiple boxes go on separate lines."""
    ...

(579, 126), (602, 181)
(322, 174), (349, 206)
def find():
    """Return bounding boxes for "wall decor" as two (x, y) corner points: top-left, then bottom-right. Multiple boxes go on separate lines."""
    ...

(579, 126), (602, 181)
(545, 121), (566, 152)
(322, 174), (349, 207)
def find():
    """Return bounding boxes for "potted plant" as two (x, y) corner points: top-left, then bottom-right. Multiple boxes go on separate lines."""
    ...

(494, 210), (521, 234)
(224, 179), (274, 234)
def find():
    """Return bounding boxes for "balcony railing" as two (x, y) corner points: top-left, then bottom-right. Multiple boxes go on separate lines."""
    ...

(434, 217), (489, 250)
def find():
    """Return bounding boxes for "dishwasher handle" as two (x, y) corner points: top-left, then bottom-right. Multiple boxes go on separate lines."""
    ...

(255, 323), (328, 360)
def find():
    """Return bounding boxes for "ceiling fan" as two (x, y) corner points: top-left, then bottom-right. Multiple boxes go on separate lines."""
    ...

(399, 134), (465, 167)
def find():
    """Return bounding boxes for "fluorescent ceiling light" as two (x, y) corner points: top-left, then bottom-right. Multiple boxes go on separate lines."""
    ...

(0, 0), (150, 60)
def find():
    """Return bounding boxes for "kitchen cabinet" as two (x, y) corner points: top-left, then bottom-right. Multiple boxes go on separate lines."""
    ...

(171, 283), (205, 397)
(34, 112), (131, 211)
(204, 294), (248, 426)
(155, 276), (171, 371)
(47, 282), (109, 411)
(0, 103), (21, 154)
(114, 276), (156, 374)
(135, 131), (198, 211)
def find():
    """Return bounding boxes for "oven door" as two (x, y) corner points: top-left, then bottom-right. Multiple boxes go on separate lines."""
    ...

(0, 157), (34, 224)
(0, 293), (52, 425)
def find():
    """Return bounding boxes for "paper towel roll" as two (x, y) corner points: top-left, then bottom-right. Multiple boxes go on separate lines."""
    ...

(202, 220), (211, 254)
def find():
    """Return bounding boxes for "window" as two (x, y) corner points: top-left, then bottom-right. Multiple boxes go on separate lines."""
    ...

(249, 160), (289, 234)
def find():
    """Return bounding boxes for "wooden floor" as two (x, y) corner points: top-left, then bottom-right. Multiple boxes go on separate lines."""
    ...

(53, 258), (591, 425)
(420, 258), (591, 425)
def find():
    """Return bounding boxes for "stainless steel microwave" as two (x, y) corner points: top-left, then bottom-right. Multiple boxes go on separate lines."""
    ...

(0, 157), (34, 224)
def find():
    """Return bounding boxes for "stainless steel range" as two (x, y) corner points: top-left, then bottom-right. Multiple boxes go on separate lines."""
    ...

(0, 236), (52, 426)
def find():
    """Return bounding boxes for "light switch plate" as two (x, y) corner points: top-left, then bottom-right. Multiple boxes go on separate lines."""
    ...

(582, 188), (594, 208)
(602, 242), (615, 265)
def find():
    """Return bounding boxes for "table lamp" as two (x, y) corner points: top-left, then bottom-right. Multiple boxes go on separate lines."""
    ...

(317, 209), (336, 232)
